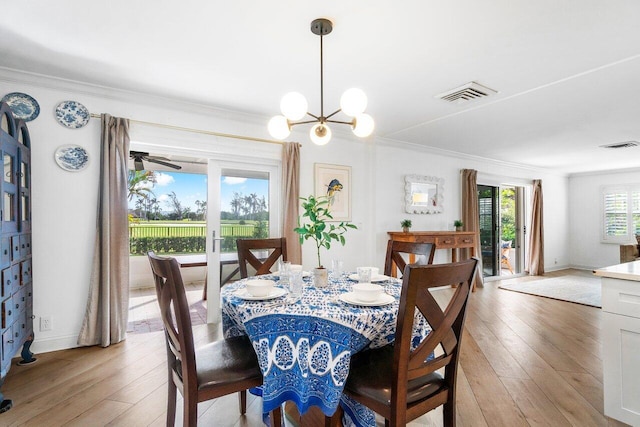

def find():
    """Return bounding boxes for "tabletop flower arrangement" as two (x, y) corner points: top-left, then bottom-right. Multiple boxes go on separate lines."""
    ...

(295, 195), (357, 286)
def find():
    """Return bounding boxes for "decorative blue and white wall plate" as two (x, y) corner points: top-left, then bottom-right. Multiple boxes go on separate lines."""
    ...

(1, 92), (40, 121)
(54, 145), (89, 172)
(55, 100), (90, 129)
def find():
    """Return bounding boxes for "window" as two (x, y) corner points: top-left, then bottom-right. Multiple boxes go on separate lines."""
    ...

(602, 185), (640, 243)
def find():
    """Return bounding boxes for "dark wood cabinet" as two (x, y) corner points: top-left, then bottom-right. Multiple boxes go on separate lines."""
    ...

(0, 102), (35, 413)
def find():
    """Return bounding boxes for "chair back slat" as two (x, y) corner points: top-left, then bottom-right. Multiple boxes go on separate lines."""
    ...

(147, 252), (197, 389)
(237, 238), (287, 278)
(392, 258), (478, 415)
(384, 240), (436, 277)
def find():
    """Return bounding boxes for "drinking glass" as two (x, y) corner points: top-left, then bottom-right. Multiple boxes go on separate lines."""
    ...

(331, 259), (344, 280)
(357, 267), (372, 284)
(289, 269), (303, 299)
(278, 260), (291, 287)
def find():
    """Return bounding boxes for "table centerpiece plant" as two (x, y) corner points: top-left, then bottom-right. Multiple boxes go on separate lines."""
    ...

(294, 195), (357, 286)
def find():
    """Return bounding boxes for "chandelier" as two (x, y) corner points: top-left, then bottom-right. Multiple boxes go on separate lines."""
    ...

(268, 18), (374, 145)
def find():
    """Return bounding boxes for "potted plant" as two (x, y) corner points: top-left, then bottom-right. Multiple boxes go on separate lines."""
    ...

(401, 219), (412, 233)
(454, 219), (464, 231)
(294, 195), (357, 286)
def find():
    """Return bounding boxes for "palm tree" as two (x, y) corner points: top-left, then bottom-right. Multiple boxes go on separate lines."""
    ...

(230, 192), (243, 218)
(127, 170), (156, 201)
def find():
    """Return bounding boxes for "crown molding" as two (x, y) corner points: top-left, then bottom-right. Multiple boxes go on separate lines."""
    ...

(0, 66), (268, 126)
(374, 134), (569, 178)
(569, 166), (640, 178)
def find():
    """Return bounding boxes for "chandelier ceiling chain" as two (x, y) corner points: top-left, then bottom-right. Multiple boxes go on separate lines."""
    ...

(268, 18), (375, 145)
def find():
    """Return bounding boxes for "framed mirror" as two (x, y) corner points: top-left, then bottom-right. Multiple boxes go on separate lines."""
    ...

(404, 175), (444, 214)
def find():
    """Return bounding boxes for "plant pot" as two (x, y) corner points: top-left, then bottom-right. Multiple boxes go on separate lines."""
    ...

(455, 226), (463, 232)
(402, 227), (410, 233)
(313, 267), (328, 287)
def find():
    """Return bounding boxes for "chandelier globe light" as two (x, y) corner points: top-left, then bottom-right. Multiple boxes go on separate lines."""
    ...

(268, 18), (374, 145)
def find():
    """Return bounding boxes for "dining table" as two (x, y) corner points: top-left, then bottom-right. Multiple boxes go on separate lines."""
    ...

(174, 251), (269, 300)
(220, 270), (433, 427)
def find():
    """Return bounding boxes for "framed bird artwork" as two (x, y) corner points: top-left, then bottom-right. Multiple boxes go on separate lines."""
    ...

(314, 163), (352, 221)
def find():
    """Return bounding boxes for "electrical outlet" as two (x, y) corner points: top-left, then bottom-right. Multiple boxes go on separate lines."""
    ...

(40, 316), (52, 332)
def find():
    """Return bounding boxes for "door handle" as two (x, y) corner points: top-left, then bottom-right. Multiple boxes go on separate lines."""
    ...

(212, 231), (224, 253)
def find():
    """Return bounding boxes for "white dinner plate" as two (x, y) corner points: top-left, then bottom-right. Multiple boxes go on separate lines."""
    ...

(234, 287), (287, 301)
(339, 292), (395, 306)
(348, 273), (389, 283)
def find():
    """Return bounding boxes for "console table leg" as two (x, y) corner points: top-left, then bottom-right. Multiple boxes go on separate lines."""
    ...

(18, 333), (37, 366)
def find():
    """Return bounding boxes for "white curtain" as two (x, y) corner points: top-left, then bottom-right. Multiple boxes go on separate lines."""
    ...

(461, 169), (484, 288)
(78, 114), (130, 347)
(282, 142), (302, 264)
(527, 179), (544, 276)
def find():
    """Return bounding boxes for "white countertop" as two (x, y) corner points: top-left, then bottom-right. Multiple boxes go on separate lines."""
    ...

(593, 260), (640, 281)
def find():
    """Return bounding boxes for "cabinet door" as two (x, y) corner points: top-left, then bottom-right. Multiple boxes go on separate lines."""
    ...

(18, 145), (30, 232)
(602, 312), (640, 426)
(1, 137), (18, 234)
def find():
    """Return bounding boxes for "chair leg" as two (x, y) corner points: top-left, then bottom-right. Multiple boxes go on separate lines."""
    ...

(443, 400), (456, 427)
(325, 404), (343, 427)
(166, 379), (177, 427)
(183, 393), (198, 427)
(270, 404), (283, 427)
(238, 390), (247, 414)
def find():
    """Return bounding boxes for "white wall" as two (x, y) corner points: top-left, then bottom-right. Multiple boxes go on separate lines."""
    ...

(0, 68), (570, 354)
(569, 169), (640, 269)
(373, 141), (570, 271)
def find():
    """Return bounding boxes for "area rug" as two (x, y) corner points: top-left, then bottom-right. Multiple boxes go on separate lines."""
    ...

(498, 275), (601, 308)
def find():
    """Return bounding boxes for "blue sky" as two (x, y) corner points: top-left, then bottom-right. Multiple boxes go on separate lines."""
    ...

(128, 171), (268, 213)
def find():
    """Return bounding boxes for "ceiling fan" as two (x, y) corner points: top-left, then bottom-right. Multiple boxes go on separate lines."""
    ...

(130, 151), (182, 171)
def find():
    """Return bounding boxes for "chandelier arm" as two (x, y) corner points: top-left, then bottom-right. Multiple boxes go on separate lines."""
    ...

(326, 119), (356, 126)
(306, 112), (321, 120)
(289, 119), (320, 127)
(325, 109), (342, 120)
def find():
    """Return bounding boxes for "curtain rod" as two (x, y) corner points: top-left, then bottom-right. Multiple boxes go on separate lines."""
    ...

(90, 113), (284, 145)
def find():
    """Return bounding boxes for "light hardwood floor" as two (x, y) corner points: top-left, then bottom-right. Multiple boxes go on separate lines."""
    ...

(0, 270), (630, 426)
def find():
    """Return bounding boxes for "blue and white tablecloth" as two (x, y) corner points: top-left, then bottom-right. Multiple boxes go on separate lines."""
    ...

(221, 273), (432, 427)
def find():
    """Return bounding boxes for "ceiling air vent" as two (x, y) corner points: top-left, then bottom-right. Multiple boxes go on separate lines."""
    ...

(600, 141), (639, 149)
(435, 81), (498, 104)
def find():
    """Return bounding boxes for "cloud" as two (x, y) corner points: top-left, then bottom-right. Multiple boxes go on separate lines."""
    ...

(223, 177), (246, 185)
(134, 181), (153, 191)
(157, 194), (170, 203)
(155, 172), (175, 186)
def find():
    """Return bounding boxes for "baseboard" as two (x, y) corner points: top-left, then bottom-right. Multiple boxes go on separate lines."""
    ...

(30, 333), (81, 354)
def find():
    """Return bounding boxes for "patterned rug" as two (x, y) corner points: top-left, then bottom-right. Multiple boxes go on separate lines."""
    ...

(498, 275), (601, 308)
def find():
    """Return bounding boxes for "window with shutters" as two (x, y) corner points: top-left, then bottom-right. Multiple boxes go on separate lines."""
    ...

(602, 186), (640, 243)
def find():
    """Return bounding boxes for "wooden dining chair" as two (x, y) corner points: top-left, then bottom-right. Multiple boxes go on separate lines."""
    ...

(329, 258), (478, 427)
(147, 252), (282, 427)
(383, 239), (436, 278)
(237, 237), (288, 278)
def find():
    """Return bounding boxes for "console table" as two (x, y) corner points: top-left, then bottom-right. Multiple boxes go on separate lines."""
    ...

(387, 231), (478, 290)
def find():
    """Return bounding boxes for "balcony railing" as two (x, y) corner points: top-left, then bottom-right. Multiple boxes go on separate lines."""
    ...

(128, 222), (266, 255)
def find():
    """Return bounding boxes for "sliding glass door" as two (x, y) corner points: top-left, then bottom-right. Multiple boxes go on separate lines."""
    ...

(478, 184), (527, 278)
(206, 158), (280, 322)
(478, 185), (498, 277)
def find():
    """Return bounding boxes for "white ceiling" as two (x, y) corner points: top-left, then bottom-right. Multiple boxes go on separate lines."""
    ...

(2, 1), (640, 174)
